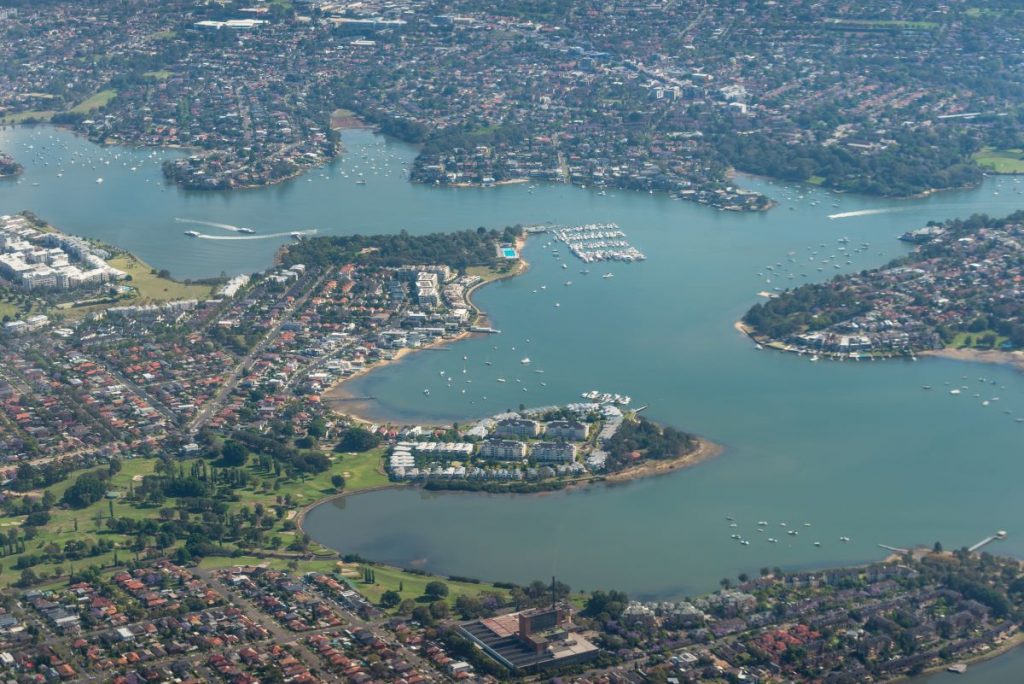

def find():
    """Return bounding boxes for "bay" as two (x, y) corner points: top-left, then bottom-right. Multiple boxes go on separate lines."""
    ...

(4, 123), (1024, 608)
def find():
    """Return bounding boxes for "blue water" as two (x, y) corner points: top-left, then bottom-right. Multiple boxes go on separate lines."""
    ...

(4, 124), (1024, 677)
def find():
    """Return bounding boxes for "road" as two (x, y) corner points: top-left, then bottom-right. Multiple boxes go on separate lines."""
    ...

(189, 269), (328, 432)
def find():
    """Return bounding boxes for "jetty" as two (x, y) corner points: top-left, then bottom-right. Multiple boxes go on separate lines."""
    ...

(878, 544), (909, 554)
(968, 530), (1007, 553)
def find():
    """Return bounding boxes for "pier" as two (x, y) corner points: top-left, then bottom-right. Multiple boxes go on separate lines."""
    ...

(878, 544), (909, 554)
(968, 530), (1008, 553)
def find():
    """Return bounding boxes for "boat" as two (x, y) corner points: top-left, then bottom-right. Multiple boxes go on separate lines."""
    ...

(423, 389), (430, 396)
(290, 232), (305, 240)
(602, 273), (614, 279)
(947, 664), (968, 674)
(184, 230), (200, 237)
(355, 179), (367, 185)
(95, 177), (103, 184)
(950, 389), (961, 395)
(813, 541), (821, 547)
(922, 385), (932, 390)
(496, 378), (506, 383)
(520, 357), (531, 364)
(236, 227), (256, 234)
(564, 281), (572, 286)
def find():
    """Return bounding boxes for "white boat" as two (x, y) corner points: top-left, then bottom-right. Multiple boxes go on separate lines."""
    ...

(496, 378), (506, 383)
(602, 273), (614, 279)
(423, 389), (430, 396)
(520, 357), (531, 364)
(236, 227), (256, 234)
(184, 230), (200, 237)
(95, 177), (104, 184)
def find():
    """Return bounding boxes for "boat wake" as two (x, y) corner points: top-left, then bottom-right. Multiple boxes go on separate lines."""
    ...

(197, 229), (317, 241)
(827, 208), (909, 220)
(176, 217), (251, 233)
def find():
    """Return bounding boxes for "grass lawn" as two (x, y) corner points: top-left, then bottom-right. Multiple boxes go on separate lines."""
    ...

(466, 264), (519, 283)
(806, 175), (826, 185)
(198, 554), (339, 575)
(0, 111), (55, 125)
(143, 70), (172, 80)
(333, 446), (390, 492)
(0, 300), (18, 319)
(70, 89), (118, 114)
(950, 330), (1009, 349)
(0, 444), (389, 589)
(972, 147), (1024, 174)
(352, 563), (507, 607)
(108, 254), (214, 302)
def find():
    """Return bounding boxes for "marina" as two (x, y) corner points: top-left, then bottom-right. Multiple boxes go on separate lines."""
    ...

(550, 223), (647, 263)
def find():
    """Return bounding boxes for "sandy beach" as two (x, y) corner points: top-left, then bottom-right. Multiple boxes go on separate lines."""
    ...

(922, 347), (1024, 372)
(322, 232), (530, 425)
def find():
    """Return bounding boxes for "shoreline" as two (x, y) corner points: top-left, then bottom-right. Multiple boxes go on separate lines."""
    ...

(736, 320), (1024, 371)
(295, 435), (724, 536)
(922, 347), (1024, 372)
(322, 232), (531, 425)
(900, 632), (1024, 682)
(601, 438), (724, 484)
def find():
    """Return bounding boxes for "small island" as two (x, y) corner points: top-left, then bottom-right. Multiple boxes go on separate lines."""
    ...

(740, 211), (1024, 364)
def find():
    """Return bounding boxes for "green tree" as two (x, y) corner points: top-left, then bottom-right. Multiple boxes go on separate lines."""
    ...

(425, 580), (450, 599)
(380, 590), (402, 608)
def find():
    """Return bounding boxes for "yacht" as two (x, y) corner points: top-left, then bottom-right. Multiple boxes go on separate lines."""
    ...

(520, 357), (531, 364)
(236, 227), (256, 234)
(602, 273), (614, 279)
(184, 230), (200, 237)
(496, 378), (506, 383)
(423, 389), (430, 396)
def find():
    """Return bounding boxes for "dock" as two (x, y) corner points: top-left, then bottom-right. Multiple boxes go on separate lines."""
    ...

(968, 530), (1007, 553)
(877, 544), (909, 554)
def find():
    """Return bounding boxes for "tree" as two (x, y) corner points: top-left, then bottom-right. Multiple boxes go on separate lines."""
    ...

(63, 473), (107, 508)
(933, 541), (944, 553)
(335, 428), (381, 452)
(220, 440), (248, 467)
(331, 474), (346, 491)
(411, 605), (434, 625)
(425, 580), (449, 599)
(380, 590), (402, 608)
(429, 601), (450, 619)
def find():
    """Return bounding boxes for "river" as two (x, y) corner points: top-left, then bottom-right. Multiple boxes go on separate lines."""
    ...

(3, 124), (1024, 668)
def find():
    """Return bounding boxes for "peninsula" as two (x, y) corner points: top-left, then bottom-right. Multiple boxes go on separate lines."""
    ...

(0, 153), (21, 178)
(741, 211), (1024, 362)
